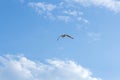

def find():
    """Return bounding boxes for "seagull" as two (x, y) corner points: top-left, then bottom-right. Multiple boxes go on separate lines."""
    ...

(57, 34), (74, 40)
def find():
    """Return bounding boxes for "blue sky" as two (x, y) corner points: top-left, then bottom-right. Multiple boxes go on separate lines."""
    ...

(0, 0), (120, 80)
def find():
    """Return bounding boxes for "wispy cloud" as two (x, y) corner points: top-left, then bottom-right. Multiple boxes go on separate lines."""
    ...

(28, 0), (120, 23)
(87, 32), (101, 42)
(0, 54), (102, 80)
(29, 2), (56, 14)
(28, 1), (88, 23)
(65, 0), (120, 12)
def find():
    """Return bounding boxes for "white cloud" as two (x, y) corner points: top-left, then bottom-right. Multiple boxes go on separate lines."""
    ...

(29, 2), (56, 14)
(0, 54), (102, 80)
(63, 10), (83, 17)
(27, 0), (120, 24)
(65, 0), (120, 12)
(28, 1), (88, 23)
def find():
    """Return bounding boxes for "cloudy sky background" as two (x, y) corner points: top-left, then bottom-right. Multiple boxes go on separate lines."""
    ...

(1, 0), (120, 80)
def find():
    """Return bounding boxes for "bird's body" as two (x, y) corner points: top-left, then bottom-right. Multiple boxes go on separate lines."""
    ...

(57, 34), (74, 40)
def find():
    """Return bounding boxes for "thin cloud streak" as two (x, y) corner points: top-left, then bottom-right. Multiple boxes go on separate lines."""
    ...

(87, 32), (101, 43)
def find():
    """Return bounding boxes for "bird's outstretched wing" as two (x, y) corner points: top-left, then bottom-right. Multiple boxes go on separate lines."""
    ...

(57, 36), (61, 40)
(66, 34), (74, 39)
(57, 34), (74, 40)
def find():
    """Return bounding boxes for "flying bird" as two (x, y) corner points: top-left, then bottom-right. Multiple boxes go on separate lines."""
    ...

(57, 34), (74, 40)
